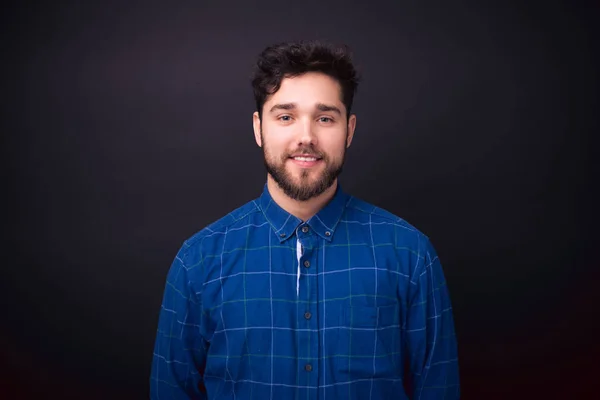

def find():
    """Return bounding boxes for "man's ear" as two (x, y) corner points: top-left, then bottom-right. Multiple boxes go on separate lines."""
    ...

(253, 111), (262, 147)
(346, 114), (357, 148)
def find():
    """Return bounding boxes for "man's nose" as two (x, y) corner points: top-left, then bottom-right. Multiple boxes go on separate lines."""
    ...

(297, 119), (318, 146)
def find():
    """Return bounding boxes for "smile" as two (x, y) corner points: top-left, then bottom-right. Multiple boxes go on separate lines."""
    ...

(289, 156), (322, 167)
(293, 156), (318, 161)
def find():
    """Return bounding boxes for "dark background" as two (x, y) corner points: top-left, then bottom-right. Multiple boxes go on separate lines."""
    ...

(2, 0), (598, 398)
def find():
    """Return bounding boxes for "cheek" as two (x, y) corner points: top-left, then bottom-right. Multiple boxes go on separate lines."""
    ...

(263, 124), (290, 140)
(263, 138), (289, 160)
(321, 138), (347, 157)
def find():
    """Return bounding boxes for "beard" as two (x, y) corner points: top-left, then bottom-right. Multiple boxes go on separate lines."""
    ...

(262, 133), (346, 202)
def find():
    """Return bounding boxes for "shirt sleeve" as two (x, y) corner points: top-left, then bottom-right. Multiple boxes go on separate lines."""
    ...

(150, 248), (208, 399)
(405, 237), (460, 399)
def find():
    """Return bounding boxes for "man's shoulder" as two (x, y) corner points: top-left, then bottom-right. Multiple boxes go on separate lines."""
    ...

(344, 195), (438, 262)
(345, 195), (425, 237)
(179, 198), (262, 255)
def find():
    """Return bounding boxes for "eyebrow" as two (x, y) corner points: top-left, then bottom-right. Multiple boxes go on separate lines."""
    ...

(316, 103), (342, 115)
(269, 102), (342, 116)
(269, 103), (296, 112)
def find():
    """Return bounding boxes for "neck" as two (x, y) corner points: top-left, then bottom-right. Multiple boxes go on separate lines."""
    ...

(266, 175), (338, 222)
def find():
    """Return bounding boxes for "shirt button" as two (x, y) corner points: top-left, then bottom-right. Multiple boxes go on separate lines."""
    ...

(304, 364), (313, 372)
(303, 260), (310, 268)
(325, 231), (331, 236)
(301, 226), (309, 233)
(304, 312), (312, 320)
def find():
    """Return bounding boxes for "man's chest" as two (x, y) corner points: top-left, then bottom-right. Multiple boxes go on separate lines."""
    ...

(201, 236), (407, 321)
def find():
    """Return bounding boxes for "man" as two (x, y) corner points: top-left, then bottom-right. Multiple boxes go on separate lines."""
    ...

(150, 40), (459, 399)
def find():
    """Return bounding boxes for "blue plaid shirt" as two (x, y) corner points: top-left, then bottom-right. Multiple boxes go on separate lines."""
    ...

(151, 183), (459, 399)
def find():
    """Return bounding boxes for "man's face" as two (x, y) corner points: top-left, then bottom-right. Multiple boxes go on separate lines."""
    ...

(253, 72), (356, 201)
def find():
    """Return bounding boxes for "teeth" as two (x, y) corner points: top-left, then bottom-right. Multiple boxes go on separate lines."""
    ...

(294, 157), (317, 161)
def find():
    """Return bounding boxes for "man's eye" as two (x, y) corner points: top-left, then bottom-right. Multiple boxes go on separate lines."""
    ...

(279, 115), (292, 122)
(319, 117), (333, 123)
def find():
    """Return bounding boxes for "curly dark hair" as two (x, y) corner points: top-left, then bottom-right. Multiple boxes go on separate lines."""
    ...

(251, 40), (360, 119)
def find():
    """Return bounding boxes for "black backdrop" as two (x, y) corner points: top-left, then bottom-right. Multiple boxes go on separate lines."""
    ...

(2, 1), (598, 398)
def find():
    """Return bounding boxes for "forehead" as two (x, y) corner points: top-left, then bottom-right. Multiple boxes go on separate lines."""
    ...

(266, 72), (343, 107)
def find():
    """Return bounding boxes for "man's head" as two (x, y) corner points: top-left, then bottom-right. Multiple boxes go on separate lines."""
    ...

(251, 40), (360, 202)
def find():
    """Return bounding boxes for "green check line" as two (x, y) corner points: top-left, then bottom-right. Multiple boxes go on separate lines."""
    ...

(207, 297), (305, 311)
(394, 246), (422, 257)
(166, 281), (198, 304)
(203, 245), (295, 259)
(159, 333), (180, 340)
(428, 282), (447, 296)
(243, 225), (254, 381)
(206, 352), (401, 360)
(167, 292), (176, 362)
(410, 300), (426, 308)
(186, 253), (205, 270)
(323, 242), (372, 248)
(201, 244), (422, 258)
(154, 378), (179, 388)
(327, 293), (397, 303)
(409, 282), (447, 303)
(207, 294), (397, 311)
(347, 222), (352, 389)
(183, 347), (206, 353)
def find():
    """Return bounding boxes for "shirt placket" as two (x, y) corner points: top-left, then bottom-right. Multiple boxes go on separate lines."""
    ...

(296, 223), (319, 399)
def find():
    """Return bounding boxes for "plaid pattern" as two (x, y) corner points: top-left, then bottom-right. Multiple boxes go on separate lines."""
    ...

(150, 184), (459, 399)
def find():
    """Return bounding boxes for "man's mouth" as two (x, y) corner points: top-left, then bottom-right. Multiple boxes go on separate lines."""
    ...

(291, 156), (320, 162)
(289, 154), (323, 167)
(289, 152), (323, 160)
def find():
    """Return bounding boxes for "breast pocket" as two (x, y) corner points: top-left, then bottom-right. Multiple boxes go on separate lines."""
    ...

(344, 303), (399, 328)
(339, 303), (402, 378)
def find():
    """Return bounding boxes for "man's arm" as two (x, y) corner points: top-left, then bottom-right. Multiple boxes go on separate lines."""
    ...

(406, 238), (460, 399)
(150, 249), (208, 399)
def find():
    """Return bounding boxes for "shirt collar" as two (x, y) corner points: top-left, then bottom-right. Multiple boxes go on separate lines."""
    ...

(258, 182), (350, 243)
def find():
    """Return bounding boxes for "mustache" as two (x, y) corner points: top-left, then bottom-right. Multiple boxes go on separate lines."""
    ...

(286, 146), (324, 158)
